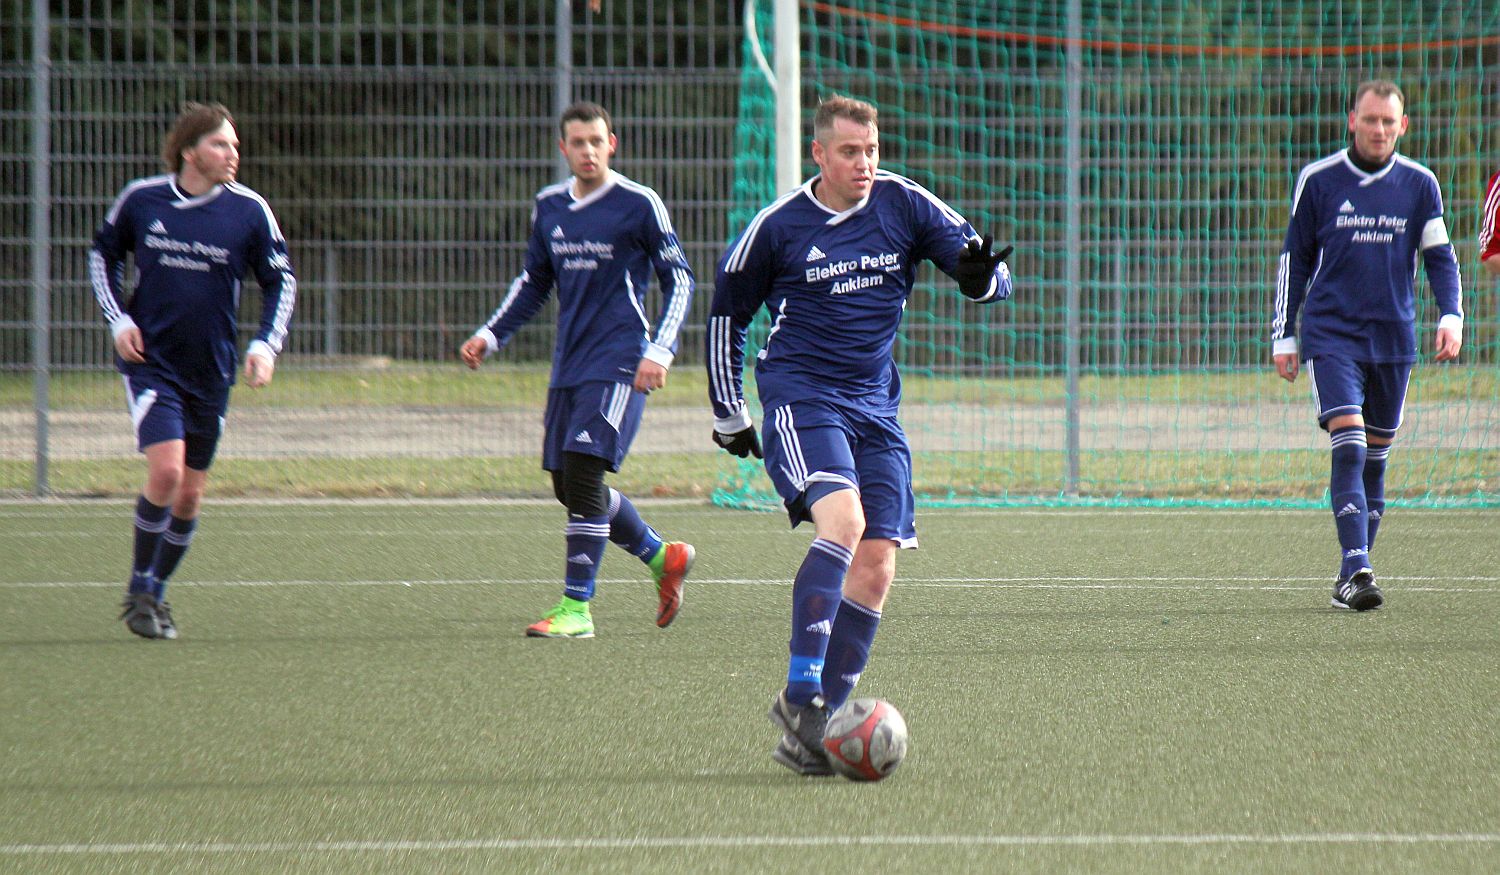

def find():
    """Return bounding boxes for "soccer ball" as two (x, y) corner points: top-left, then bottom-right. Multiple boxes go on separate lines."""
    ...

(821, 698), (908, 782)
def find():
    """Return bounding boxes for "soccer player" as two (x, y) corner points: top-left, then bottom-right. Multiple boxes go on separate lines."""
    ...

(461, 101), (696, 639)
(1481, 168), (1500, 276)
(91, 101), (296, 640)
(707, 95), (1013, 775)
(1271, 80), (1463, 611)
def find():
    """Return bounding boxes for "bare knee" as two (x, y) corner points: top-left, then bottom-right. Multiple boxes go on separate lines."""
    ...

(1326, 413), (1365, 432)
(144, 463), (184, 506)
(845, 540), (896, 610)
(172, 467), (208, 518)
(809, 488), (864, 550)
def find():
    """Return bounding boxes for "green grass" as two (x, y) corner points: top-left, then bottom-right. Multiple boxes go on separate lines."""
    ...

(7, 359), (1494, 408)
(2, 502), (1498, 872)
(1, 454), (722, 500)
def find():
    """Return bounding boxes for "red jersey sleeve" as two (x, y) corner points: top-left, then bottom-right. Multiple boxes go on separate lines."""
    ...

(1481, 171), (1500, 262)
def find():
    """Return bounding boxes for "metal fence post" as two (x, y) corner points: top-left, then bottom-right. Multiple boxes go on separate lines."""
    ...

(30, 0), (51, 497)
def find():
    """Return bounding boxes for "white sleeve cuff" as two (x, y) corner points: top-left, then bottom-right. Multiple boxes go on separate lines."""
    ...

(715, 407), (752, 433)
(1272, 337), (1299, 356)
(476, 328), (499, 356)
(643, 342), (675, 369)
(1438, 314), (1464, 332)
(109, 315), (138, 340)
(245, 340), (276, 362)
(1420, 216), (1450, 250)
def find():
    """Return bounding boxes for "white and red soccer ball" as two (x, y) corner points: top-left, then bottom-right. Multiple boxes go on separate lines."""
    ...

(822, 697), (908, 781)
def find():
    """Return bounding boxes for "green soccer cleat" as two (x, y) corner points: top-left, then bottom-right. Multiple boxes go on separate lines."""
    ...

(525, 598), (595, 638)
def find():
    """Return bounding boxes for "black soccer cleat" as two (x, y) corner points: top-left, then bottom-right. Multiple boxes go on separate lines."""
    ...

(1331, 568), (1383, 611)
(155, 600), (179, 640)
(119, 592), (162, 639)
(768, 689), (832, 776)
(772, 733), (834, 777)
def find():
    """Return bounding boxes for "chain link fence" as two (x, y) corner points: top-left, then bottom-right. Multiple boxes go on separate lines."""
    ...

(2, 2), (745, 492)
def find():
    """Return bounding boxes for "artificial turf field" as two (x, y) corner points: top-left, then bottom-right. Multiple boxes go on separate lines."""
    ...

(2, 500), (1497, 873)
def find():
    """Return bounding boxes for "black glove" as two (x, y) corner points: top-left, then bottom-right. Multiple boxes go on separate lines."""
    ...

(712, 426), (762, 459)
(954, 235), (1014, 300)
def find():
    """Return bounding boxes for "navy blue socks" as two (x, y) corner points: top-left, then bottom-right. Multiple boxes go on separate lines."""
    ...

(606, 487), (664, 562)
(786, 539), (853, 706)
(1329, 425), (1370, 577)
(563, 515), (609, 602)
(149, 515), (198, 599)
(1364, 442), (1390, 550)
(130, 496), (169, 595)
(821, 597), (882, 712)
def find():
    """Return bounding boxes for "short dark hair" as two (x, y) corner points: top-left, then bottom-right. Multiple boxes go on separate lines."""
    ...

(161, 101), (234, 174)
(559, 101), (612, 138)
(814, 95), (878, 143)
(1352, 80), (1406, 114)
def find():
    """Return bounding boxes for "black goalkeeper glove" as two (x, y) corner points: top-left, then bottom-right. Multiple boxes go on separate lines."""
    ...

(712, 426), (762, 459)
(954, 235), (1014, 300)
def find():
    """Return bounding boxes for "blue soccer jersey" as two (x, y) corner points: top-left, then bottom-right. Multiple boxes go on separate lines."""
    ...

(476, 172), (695, 387)
(708, 170), (1009, 426)
(1272, 150), (1462, 363)
(90, 175), (297, 395)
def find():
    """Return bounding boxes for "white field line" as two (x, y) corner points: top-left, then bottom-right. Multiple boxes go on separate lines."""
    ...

(3, 575), (1498, 591)
(2, 832), (1498, 857)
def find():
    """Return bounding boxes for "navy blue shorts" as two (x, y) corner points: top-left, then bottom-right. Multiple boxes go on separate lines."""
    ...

(1305, 357), (1412, 439)
(542, 381), (646, 472)
(121, 373), (228, 470)
(761, 399), (917, 547)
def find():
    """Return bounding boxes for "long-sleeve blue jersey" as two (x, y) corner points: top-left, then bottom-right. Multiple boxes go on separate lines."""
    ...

(90, 175), (297, 396)
(475, 172), (695, 388)
(708, 170), (1010, 427)
(1272, 150), (1463, 363)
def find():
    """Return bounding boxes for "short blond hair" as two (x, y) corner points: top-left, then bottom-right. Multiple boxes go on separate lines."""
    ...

(814, 95), (878, 143)
(1352, 80), (1405, 113)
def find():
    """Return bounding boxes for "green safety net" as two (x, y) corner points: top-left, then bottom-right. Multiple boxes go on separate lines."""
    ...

(718, 0), (1499, 509)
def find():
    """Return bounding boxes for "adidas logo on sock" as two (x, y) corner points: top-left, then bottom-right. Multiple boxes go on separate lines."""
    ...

(567, 553), (594, 565)
(1338, 200), (1355, 213)
(805, 245), (827, 262)
(574, 430), (592, 444)
(1336, 502), (1361, 517)
(148, 219), (168, 234)
(841, 671), (862, 686)
(1369, 509), (1381, 520)
(804, 619), (833, 635)
(551, 226), (565, 238)
(1343, 547), (1369, 559)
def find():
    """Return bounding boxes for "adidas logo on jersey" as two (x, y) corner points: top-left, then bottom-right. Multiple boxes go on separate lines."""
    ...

(805, 245), (827, 262)
(804, 619), (833, 636)
(551, 226), (565, 238)
(1338, 200), (1356, 213)
(1336, 502), (1361, 517)
(574, 430), (593, 444)
(567, 553), (594, 565)
(148, 219), (168, 234)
